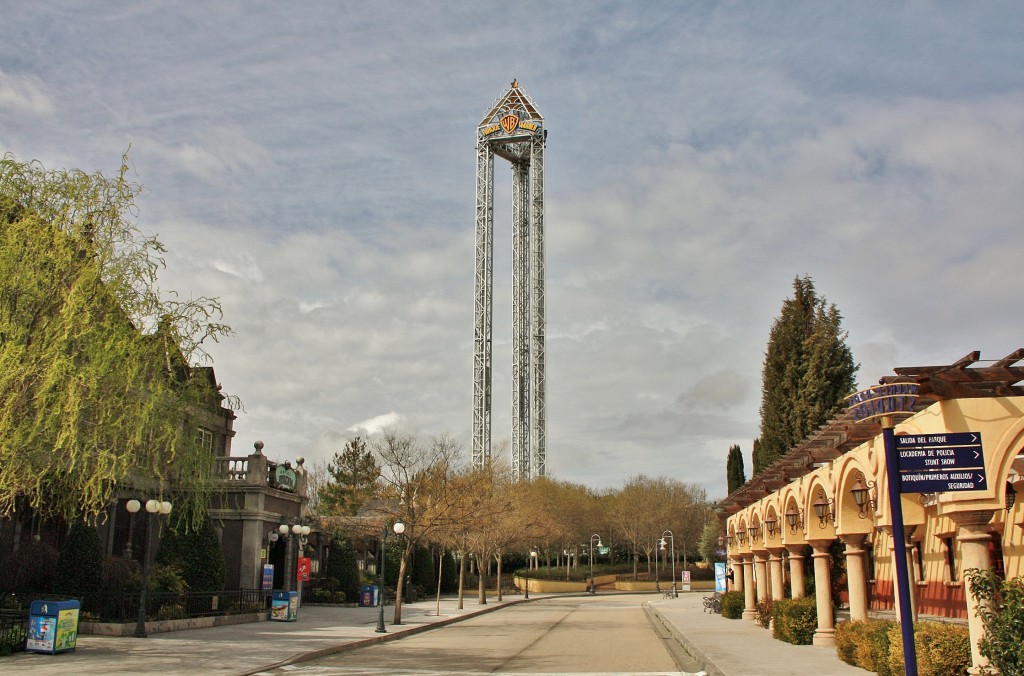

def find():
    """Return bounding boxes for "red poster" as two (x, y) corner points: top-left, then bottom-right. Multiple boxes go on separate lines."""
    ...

(296, 557), (311, 582)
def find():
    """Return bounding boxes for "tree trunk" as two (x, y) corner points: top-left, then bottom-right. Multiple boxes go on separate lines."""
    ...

(495, 551), (503, 602)
(392, 544), (410, 625)
(457, 551), (466, 609)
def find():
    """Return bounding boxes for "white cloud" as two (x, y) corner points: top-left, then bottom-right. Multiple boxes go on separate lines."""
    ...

(0, 68), (53, 116)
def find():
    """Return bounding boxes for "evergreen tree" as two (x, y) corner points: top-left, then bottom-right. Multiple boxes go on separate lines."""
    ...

(156, 516), (226, 593)
(726, 444), (746, 494)
(319, 437), (380, 515)
(54, 521), (104, 599)
(323, 531), (360, 601)
(755, 276), (858, 475)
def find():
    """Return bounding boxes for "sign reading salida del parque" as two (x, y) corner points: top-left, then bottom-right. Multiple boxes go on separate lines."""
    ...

(896, 431), (987, 494)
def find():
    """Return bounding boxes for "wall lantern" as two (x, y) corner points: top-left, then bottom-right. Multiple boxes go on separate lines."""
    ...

(747, 523), (761, 543)
(850, 471), (877, 519)
(813, 488), (835, 528)
(735, 528), (747, 544)
(763, 513), (778, 538)
(1007, 482), (1017, 512)
(785, 506), (803, 534)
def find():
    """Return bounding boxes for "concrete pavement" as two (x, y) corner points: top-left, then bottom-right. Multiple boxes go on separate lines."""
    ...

(1, 591), (869, 675)
(647, 592), (869, 675)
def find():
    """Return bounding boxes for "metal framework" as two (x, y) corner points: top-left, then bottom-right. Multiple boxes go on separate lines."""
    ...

(473, 81), (546, 479)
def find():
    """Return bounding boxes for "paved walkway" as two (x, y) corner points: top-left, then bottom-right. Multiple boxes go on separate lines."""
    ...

(2, 592), (869, 675)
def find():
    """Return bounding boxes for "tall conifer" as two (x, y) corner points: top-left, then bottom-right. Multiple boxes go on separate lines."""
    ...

(754, 276), (858, 475)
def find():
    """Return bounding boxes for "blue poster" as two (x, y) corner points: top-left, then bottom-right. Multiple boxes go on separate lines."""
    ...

(714, 562), (727, 593)
(262, 564), (274, 591)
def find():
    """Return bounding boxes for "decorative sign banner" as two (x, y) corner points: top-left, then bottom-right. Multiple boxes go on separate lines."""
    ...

(896, 432), (987, 494)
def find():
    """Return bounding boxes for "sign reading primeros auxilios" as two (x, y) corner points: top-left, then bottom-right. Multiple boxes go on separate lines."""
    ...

(896, 432), (987, 493)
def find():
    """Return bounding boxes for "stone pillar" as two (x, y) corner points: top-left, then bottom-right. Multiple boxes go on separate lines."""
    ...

(768, 548), (785, 601)
(883, 526), (919, 622)
(754, 551), (769, 603)
(809, 540), (835, 646)
(742, 555), (757, 620)
(786, 545), (807, 599)
(841, 533), (869, 622)
(951, 510), (995, 675)
(728, 556), (743, 592)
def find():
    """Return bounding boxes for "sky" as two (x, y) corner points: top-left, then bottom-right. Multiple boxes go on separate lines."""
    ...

(2, 2), (1023, 500)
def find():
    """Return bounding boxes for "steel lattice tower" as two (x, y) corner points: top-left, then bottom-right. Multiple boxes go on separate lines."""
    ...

(473, 81), (546, 480)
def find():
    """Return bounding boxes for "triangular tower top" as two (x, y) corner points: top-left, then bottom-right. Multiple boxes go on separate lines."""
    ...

(479, 80), (544, 132)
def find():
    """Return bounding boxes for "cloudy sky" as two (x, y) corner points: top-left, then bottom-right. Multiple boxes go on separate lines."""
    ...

(3, 2), (1022, 499)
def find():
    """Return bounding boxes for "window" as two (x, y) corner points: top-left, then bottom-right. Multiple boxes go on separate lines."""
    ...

(914, 540), (925, 582)
(943, 537), (958, 582)
(197, 427), (215, 452)
(989, 536), (1006, 580)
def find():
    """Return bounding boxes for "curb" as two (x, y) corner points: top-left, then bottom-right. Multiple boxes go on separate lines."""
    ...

(643, 602), (723, 676)
(237, 598), (531, 675)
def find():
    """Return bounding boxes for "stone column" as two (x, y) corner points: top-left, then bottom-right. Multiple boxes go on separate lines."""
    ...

(841, 533), (869, 622)
(768, 548), (785, 601)
(728, 555), (743, 592)
(951, 510), (995, 675)
(754, 551), (769, 603)
(786, 545), (807, 599)
(809, 540), (835, 646)
(742, 554), (757, 620)
(883, 526), (919, 622)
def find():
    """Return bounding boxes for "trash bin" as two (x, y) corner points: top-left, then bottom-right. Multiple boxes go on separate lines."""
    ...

(359, 585), (379, 607)
(270, 590), (299, 621)
(26, 599), (80, 654)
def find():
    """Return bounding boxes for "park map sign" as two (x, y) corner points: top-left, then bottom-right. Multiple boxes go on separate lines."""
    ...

(896, 432), (987, 494)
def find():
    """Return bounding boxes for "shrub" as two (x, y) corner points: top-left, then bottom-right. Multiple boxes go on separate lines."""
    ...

(772, 596), (817, 645)
(0, 622), (26, 656)
(156, 603), (187, 621)
(835, 619), (896, 675)
(755, 597), (773, 629)
(0, 540), (59, 593)
(886, 621), (971, 676)
(720, 590), (744, 619)
(967, 567), (1024, 675)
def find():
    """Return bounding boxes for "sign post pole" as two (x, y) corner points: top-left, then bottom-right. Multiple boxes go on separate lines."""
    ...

(847, 383), (921, 676)
(882, 419), (919, 676)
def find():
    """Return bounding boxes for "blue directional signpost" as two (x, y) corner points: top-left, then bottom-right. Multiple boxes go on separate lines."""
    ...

(896, 432), (986, 494)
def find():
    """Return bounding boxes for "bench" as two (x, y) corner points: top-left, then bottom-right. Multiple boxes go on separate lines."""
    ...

(702, 592), (722, 613)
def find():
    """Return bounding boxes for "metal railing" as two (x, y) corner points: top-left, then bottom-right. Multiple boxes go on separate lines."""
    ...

(0, 609), (27, 655)
(1, 589), (267, 624)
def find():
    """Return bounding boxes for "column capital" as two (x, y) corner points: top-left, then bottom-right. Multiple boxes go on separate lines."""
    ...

(807, 538), (834, 554)
(785, 544), (807, 557)
(839, 533), (868, 552)
(949, 509), (996, 532)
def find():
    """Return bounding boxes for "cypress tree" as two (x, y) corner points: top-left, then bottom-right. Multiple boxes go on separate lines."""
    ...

(726, 444), (746, 494)
(755, 276), (858, 475)
(55, 521), (103, 599)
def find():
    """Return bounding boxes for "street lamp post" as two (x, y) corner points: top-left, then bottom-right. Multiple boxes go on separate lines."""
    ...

(660, 531), (676, 597)
(375, 518), (405, 634)
(126, 498), (172, 638)
(589, 533), (602, 594)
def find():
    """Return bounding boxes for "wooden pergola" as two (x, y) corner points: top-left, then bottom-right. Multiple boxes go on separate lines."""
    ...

(719, 349), (1024, 515)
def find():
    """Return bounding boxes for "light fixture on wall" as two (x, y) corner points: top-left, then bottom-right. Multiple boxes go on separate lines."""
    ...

(735, 528), (746, 545)
(1006, 482), (1017, 512)
(850, 471), (877, 519)
(747, 523), (761, 544)
(813, 488), (835, 528)
(785, 505), (803, 534)
(764, 513), (778, 539)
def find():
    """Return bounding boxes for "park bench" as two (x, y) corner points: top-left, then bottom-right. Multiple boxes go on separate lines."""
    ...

(702, 592), (721, 613)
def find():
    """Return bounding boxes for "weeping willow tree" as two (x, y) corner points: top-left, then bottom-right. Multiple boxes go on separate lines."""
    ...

(0, 153), (235, 525)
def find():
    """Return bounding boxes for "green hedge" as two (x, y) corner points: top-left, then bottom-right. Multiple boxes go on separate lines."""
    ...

(771, 596), (817, 645)
(886, 621), (971, 676)
(720, 590), (744, 619)
(835, 619), (971, 676)
(835, 619), (896, 675)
